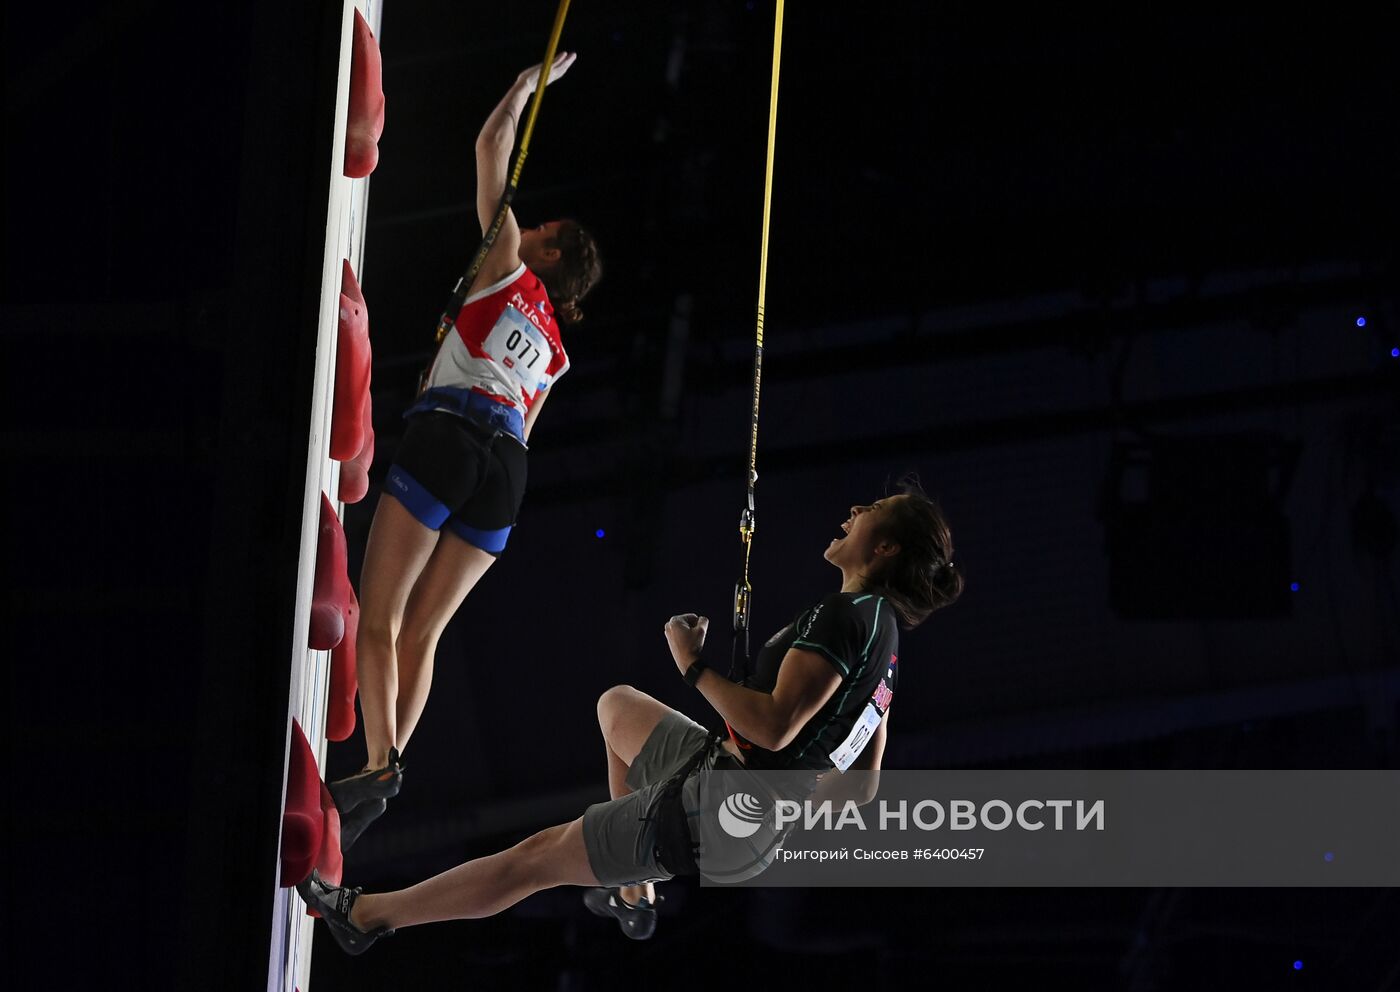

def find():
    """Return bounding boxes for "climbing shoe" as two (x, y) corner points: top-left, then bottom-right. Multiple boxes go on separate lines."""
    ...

(339, 798), (387, 852)
(328, 747), (403, 813)
(297, 869), (394, 956)
(583, 887), (658, 940)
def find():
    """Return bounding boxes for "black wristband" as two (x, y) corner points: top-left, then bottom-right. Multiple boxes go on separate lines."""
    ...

(683, 658), (707, 687)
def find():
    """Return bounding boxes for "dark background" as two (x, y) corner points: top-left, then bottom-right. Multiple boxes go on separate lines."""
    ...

(5, 1), (1398, 989)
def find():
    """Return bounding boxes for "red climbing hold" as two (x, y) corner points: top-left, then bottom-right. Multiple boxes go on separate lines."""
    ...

(326, 582), (360, 742)
(315, 781), (344, 887)
(330, 259), (371, 462)
(280, 720), (323, 887)
(309, 493), (349, 651)
(337, 397), (374, 504)
(303, 785), (344, 919)
(344, 8), (385, 179)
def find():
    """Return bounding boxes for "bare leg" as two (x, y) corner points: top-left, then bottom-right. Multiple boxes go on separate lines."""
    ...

(595, 684), (674, 771)
(393, 530), (496, 754)
(356, 496), (439, 769)
(604, 739), (629, 800)
(350, 818), (598, 930)
(595, 685), (676, 905)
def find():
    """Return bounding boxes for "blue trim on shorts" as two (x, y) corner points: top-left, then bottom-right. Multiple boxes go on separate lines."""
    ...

(407, 387), (526, 444)
(384, 464), (451, 529)
(446, 518), (512, 553)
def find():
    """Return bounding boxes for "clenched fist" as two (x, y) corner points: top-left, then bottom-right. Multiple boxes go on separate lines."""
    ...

(664, 613), (710, 673)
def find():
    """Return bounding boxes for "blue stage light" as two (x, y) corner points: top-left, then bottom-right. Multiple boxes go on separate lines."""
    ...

(1290, 581), (1300, 592)
(1356, 316), (1366, 327)
(1293, 961), (1304, 971)
(1324, 851), (1334, 862)
(1391, 348), (1399, 358)
(595, 528), (606, 539)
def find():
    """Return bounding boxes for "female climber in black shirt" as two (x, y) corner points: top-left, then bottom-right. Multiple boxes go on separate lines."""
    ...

(298, 480), (963, 953)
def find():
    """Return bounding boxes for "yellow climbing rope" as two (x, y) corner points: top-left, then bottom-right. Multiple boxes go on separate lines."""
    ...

(733, 0), (784, 657)
(431, 0), (572, 352)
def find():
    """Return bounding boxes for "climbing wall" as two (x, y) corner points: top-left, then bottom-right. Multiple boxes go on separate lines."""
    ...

(265, 2), (385, 990)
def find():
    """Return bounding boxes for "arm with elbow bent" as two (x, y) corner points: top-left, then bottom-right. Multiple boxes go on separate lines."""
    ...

(664, 615), (842, 752)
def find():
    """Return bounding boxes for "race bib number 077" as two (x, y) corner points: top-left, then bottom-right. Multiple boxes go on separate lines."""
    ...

(483, 305), (553, 394)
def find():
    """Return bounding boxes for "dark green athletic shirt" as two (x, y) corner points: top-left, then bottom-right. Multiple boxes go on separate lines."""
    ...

(732, 591), (899, 771)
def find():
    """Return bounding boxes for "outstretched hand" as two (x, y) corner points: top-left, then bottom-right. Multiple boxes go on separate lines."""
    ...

(664, 613), (710, 672)
(516, 51), (576, 93)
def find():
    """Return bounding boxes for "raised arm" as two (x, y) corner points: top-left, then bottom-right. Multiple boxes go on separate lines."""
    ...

(664, 615), (842, 752)
(472, 51), (576, 288)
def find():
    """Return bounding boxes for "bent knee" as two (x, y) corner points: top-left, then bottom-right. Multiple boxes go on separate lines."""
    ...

(596, 684), (649, 729)
(597, 684), (637, 712)
(598, 683), (642, 714)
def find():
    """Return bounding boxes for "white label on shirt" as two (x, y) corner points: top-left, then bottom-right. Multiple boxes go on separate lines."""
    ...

(482, 305), (553, 396)
(828, 702), (883, 772)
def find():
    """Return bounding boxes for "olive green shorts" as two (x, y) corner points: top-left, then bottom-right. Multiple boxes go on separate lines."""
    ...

(581, 711), (714, 887)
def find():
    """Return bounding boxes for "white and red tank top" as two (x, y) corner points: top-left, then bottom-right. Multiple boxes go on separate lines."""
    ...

(421, 263), (569, 416)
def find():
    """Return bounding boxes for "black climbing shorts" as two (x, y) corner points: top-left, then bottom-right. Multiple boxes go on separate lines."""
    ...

(383, 410), (527, 555)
